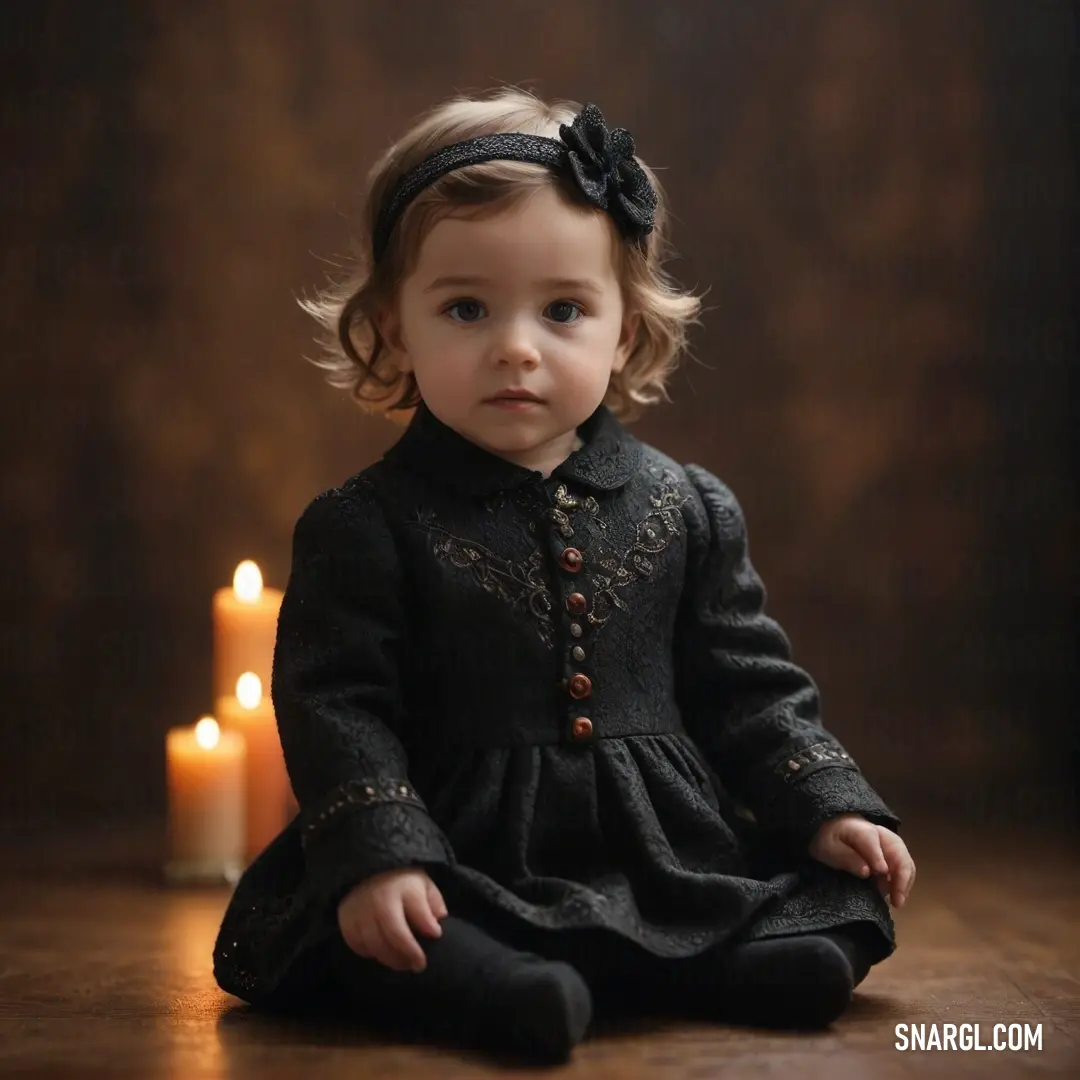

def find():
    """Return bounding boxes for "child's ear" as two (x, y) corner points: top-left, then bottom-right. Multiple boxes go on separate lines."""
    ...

(612, 309), (641, 373)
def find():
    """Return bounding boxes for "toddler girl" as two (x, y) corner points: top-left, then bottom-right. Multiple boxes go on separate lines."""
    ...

(213, 87), (915, 1065)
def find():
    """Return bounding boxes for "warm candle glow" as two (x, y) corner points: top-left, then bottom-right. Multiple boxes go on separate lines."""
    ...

(213, 564), (281, 706)
(236, 672), (263, 710)
(194, 716), (221, 750)
(166, 715), (245, 882)
(218, 670), (289, 860)
(233, 560), (263, 603)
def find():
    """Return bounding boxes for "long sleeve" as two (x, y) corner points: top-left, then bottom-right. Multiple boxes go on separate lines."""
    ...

(675, 464), (900, 854)
(273, 478), (452, 906)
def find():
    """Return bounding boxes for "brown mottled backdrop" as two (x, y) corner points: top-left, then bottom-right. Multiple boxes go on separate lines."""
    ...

(1, 1), (1075, 828)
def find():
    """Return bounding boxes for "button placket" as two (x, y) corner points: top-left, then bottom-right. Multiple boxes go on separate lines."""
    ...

(563, 584), (593, 732)
(547, 492), (598, 745)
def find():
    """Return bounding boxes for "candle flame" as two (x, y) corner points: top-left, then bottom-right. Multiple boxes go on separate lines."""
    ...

(233, 560), (263, 603)
(194, 716), (220, 750)
(236, 672), (262, 709)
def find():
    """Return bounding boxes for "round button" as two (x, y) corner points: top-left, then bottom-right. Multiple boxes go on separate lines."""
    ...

(569, 622), (583, 638)
(571, 716), (593, 740)
(571, 646), (585, 661)
(568, 673), (592, 699)
(560, 547), (584, 572)
(567, 592), (587, 615)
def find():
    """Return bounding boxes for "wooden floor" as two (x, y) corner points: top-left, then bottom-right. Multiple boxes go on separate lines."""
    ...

(1, 820), (1077, 1078)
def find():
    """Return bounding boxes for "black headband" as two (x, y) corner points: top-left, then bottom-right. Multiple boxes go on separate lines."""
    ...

(371, 103), (658, 263)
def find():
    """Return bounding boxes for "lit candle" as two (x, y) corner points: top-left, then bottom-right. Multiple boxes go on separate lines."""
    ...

(165, 716), (245, 885)
(212, 561), (282, 708)
(217, 673), (292, 861)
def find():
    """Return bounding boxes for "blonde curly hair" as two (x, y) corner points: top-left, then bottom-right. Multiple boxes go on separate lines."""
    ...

(300, 87), (702, 424)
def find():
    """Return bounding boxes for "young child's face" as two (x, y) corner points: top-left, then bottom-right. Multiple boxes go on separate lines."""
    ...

(388, 185), (637, 470)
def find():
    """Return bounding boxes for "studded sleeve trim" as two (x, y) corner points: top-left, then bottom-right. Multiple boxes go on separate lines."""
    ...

(774, 740), (859, 784)
(300, 777), (427, 849)
(675, 465), (900, 849)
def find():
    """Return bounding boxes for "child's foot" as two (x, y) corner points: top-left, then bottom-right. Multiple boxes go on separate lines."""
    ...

(719, 934), (855, 1029)
(330, 916), (592, 1064)
(494, 957), (593, 1064)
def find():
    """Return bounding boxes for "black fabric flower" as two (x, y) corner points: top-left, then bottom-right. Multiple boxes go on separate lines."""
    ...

(559, 104), (657, 242)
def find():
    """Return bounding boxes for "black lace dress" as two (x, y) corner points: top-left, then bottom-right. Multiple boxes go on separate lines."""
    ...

(213, 402), (900, 1005)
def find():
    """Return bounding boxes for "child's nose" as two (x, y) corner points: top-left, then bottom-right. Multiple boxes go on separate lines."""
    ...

(490, 319), (542, 368)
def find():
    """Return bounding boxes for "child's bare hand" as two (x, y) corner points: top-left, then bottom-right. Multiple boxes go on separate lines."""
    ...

(808, 813), (916, 908)
(337, 867), (448, 972)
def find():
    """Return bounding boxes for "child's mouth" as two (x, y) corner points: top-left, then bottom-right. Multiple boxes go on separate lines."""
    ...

(485, 397), (544, 410)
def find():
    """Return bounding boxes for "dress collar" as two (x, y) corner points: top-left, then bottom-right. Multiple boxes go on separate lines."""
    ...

(383, 400), (644, 498)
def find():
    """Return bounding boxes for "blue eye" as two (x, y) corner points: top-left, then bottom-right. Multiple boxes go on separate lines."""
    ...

(445, 299), (485, 323)
(546, 300), (584, 324)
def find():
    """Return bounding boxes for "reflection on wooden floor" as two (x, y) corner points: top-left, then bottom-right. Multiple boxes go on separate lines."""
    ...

(0, 822), (1076, 1078)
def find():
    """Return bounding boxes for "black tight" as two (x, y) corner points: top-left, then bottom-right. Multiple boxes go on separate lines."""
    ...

(322, 915), (884, 1062)
(325, 915), (592, 1064)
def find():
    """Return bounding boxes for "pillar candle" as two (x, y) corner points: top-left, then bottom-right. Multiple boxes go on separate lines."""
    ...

(212, 560), (283, 707)
(217, 672), (292, 861)
(165, 716), (245, 884)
